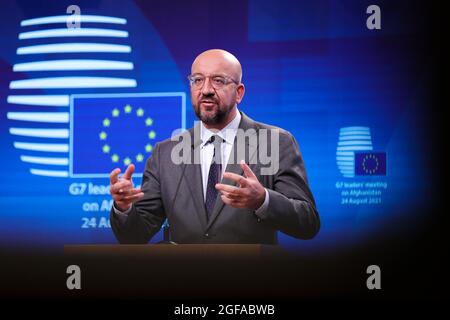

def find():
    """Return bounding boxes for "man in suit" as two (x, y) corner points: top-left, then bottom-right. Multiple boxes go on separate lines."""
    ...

(109, 49), (320, 244)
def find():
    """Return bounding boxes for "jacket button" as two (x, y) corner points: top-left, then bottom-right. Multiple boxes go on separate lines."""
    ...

(257, 218), (261, 222)
(204, 233), (209, 238)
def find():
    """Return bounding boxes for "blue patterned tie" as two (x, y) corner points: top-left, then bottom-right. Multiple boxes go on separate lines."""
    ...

(205, 135), (222, 220)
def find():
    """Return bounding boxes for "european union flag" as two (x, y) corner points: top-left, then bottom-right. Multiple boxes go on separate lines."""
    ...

(355, 152), (387, 176)
(70, 93), (185, 177)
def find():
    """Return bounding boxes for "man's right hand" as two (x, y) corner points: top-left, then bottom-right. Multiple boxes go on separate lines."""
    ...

(110, 164), (144, 212)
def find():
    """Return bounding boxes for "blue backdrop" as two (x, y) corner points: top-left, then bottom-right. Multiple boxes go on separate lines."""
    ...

(0, 0), (437, 254)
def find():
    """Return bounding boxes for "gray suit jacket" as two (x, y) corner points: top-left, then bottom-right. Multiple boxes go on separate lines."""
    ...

(110, 112), (320, 244)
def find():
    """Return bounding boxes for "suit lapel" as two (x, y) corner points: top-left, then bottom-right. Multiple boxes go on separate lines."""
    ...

(184, 162), (207, 231)
(183, 124), (208, 231)
(205, 112), (259, 231)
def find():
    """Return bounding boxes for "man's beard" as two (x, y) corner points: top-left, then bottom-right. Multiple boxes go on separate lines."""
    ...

(194, 102), (231, 125)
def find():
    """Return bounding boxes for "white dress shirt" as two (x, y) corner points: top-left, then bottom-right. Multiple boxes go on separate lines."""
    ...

(199, 110), (240, 199)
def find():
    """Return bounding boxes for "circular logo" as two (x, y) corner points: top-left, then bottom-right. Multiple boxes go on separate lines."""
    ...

(362, 154), (379, 174)
(100, 104), (155, 166)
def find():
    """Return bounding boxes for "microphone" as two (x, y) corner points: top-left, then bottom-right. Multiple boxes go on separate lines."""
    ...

(157, 220), (177, 245)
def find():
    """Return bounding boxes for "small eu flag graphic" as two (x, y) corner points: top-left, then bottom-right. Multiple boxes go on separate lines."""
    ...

(355, 152), (387, 176)
(70, 93), (185, 177)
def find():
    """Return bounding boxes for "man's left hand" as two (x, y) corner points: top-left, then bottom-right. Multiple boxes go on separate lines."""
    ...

(215, 160), (266, 210)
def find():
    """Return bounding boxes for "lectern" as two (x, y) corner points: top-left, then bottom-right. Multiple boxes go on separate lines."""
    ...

(64, 243), (287, 258)
(63, 244), (291, 299)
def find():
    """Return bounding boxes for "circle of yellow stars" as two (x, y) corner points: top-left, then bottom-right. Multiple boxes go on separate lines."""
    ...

(100, 104), (156, 166)
(361, 154), (379, 174)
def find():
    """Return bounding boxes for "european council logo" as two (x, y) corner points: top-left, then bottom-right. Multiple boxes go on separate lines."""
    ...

(6, 13), (185, 178)
(336, 127), (387, 178)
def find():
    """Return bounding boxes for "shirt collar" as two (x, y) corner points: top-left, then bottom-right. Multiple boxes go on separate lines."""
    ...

(201, 108), (241, 147)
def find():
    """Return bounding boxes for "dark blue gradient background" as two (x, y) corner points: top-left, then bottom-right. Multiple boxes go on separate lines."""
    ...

(0, 0), (440, 254)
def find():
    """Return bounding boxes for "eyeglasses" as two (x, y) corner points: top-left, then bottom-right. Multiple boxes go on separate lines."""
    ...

(187, 74), (239, 90)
